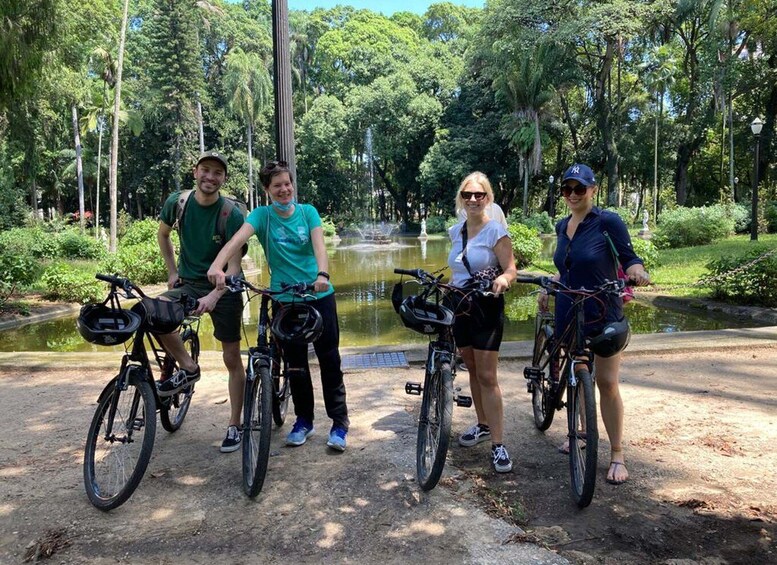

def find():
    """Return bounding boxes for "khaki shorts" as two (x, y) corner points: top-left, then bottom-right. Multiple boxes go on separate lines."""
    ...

(161, 279), (243, 343)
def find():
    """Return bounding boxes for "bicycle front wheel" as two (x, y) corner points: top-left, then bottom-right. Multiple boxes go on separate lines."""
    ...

(567, 368), (598, 508)
(242, 360), (273, 497)
(271, 347), (290, 426)
(83, 374), (156, 511)
(531, 318), (558, 431)
(416, 362), (453, 491)
(160, 329), (199, 432)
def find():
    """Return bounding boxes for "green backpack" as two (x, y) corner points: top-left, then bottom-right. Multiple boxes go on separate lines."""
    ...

(174, 189), (248, 256)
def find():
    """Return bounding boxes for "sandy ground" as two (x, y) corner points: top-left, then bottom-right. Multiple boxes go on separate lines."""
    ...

(0, 337), (775, 564)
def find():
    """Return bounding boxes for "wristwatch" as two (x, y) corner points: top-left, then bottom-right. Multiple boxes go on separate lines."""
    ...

(317, 271), (330, 280)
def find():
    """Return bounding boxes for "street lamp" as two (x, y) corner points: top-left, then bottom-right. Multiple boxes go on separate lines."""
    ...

(548, 175), (555, 219)
(750, 117), (763, 241)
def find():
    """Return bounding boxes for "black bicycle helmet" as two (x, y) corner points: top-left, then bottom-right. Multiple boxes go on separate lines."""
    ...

(398, 295), (454, 335)
(271, 303), (323, 344)
(77, 303), (142, 346)
(587, 319), (631, 358)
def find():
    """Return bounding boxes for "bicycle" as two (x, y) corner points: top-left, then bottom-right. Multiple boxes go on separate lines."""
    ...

(517, 274), (630, 508)
(392, 268), (478, 491)
(224, 274), (319, 498)
(80, 274), (200, 511)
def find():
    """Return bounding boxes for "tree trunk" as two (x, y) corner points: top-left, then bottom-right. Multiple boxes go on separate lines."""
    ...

(759, 54), (777, 186)
(72, 105), (86, 233)
(197, 99), (205, 154)
(109, 0), (130, 252)
(594, 39), (619, 206)
(247, 122), (255, 208)
(95, 116), (104, 238)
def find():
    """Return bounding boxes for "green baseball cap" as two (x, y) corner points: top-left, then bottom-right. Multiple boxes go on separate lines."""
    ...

(196, 150), (228, 175)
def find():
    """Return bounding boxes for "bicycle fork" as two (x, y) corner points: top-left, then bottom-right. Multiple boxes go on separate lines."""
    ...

(405, 341), (472, 408)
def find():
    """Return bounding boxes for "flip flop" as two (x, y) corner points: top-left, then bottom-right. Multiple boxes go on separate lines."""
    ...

(606, 461), (628, 485)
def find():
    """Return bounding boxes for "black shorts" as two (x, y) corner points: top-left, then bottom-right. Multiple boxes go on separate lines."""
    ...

(161, 279), (243, 343)
(449, 294), (505, 352)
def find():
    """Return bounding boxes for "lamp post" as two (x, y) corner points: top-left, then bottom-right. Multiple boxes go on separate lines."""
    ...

(750, 117), (763, 241)
(548, 175), (555, 218)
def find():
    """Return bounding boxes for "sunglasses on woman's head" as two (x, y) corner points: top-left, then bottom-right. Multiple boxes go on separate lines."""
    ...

(266, 160), (289, 169)
(560, 184), (589, 197)
(460, 191), (488, 201)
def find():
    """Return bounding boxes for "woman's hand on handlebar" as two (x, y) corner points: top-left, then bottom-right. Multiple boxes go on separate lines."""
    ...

(626, 265), (651, 287)
(491, 274), (511, 295)
(207, 266), (226, 291)
(313, 275), (329, 293)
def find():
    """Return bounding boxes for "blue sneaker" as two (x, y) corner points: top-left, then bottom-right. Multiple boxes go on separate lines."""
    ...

(286, 418), (315, 446)
(327, 427), (347, 452)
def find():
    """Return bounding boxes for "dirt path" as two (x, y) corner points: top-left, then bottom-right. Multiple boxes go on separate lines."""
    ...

(0, 341), (775, 564)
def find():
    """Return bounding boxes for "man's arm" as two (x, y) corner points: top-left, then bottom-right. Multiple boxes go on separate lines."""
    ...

(157, 222), (179, 289)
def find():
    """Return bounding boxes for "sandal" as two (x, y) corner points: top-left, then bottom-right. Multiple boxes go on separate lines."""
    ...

(606, 461), (628, 485)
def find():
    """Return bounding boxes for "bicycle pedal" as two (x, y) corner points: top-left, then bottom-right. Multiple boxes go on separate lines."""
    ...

(455, 395), (472, 408)
(405, 382), (422, 395)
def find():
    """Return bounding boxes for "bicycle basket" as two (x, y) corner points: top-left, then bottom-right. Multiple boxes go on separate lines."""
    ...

(77, 303), (142, 346)
(131, 297), (184, 335)
(587, 319), (631, 358)
(271, 303), (323, 344)
(399, 295), (454, 335)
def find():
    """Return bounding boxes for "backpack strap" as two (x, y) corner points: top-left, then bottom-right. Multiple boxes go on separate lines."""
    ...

(216, 197), (236, 245)
(173, 189), (194, 232)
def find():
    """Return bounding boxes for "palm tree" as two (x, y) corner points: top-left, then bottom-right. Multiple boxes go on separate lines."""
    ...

(642, 44), (677, 221)
(109, 0), (130, 252)
(496, 43), (557, 215)
(224, 48), (272, 208)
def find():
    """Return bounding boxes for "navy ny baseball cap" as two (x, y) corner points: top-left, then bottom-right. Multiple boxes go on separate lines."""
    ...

(196, 150), (228, 175)
(562, 163), (596, 187)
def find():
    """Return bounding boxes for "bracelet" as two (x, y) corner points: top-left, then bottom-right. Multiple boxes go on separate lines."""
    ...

(317, 271), (330, 280)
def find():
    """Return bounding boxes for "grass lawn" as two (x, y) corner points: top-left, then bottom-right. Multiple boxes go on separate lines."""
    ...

(530, 233), (777, 299)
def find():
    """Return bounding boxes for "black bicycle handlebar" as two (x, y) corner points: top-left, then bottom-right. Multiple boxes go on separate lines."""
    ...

(225, 274), (316, 297)
(515, 275), (634, 294)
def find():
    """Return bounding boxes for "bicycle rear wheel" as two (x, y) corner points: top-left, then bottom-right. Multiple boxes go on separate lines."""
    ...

(416, 361), (453, 491)
(531, 316), (559, 431)
(242, 359), (273, 497)
(160, 329), (199, 432)
(567, 368), (598, 508)
(271, 346), (290, 426)
(83, 373), (156, 511)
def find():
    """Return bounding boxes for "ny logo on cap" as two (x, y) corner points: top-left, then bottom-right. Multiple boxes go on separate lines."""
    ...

(572, 166), (580, 174)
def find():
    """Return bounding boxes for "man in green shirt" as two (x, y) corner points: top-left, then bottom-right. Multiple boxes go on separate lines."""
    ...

(156, 151), (246, 453)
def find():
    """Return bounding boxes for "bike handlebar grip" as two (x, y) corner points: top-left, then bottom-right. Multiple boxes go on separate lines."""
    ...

(225, 274), (243, 286)
(96, 273), (123, 286)
(515, 275), (548, 286)
(394, 268), (423, 278)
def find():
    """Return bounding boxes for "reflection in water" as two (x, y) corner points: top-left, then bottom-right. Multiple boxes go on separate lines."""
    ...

(0, 236), (762, 352)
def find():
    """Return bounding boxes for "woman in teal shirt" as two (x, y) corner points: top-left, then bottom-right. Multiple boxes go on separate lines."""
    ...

(208, 160), (349, 451)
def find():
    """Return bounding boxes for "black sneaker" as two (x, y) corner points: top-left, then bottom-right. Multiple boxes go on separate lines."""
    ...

(157, 366), (200, 397)
(220, 425), (242, 453)
(492, 444), (513, 473)
(459, 423), (491, 447)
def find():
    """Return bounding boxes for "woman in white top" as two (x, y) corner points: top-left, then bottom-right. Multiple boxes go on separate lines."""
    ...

(447, 172), (517, 473)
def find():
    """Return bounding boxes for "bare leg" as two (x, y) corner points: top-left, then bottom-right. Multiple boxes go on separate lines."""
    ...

(471, 349), (504, 444)
(595, 353), (629, 483)
(459, 346), (486, 426)
(157, 332), (198, 373)
(221, 340), (245, 428)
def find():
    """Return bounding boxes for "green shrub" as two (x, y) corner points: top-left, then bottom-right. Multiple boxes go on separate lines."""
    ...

(604, 207), (634, 227)
(110, 240), (168, 285)
(445, 216), (459, 230)
(631, 238), (659, 271)
(121, 218), (160, 247)
(765, 201), (777, 233)
(320, 216), (337, 237)
(524, 212), (554, 234)
(0, 250), (38, 308)
(41, 262), (103, 304)
(654, 205), (735, 248)
(0, 226), (60, 259)
(725, 202), (751, 234)
(508, 223), (542, 269)
(706, 245), (777, 307)
(424, 215), (450, 234)
(56, 230), (106, 260)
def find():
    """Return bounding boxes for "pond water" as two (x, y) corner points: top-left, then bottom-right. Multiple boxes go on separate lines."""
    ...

(0, 236), (761, 352)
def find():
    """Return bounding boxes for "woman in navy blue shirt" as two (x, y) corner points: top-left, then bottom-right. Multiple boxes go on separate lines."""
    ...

(538, 164), (650, 485)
